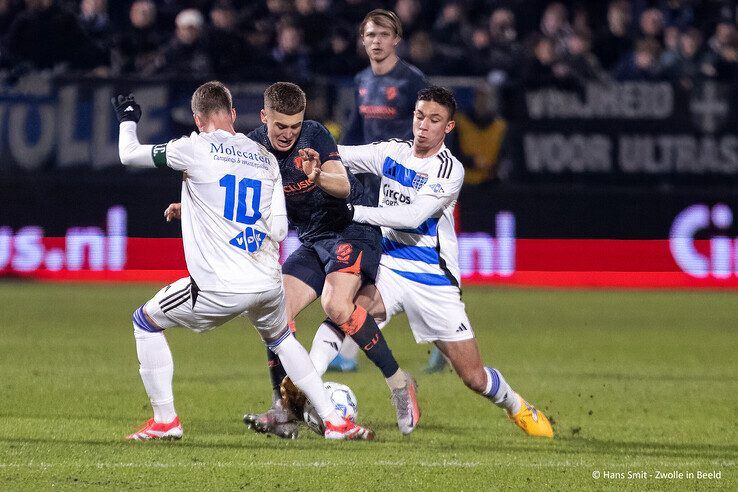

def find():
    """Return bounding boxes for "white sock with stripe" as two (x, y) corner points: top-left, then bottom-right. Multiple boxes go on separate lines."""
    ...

(309, 322), (344, 376)
(270, 332), (342, 426)
(483, 367), (521, 415)
(133, 322), (177, 423)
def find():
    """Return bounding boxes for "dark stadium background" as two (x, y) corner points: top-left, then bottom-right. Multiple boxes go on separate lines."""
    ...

(3, 0), (738, 287)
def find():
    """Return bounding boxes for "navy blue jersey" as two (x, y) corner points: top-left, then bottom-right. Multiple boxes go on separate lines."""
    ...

(341, 58), (428, 145)
(248, 120), (372, 243)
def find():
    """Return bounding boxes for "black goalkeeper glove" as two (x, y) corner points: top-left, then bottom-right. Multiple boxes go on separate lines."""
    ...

(111, 93), (142, 123)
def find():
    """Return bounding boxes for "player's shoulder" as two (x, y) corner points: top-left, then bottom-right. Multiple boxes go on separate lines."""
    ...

(397, 59), (428, 82)
(434, 147), (464, 180)
(371, 138), (413, 150)
(246, 124), (268, 144)
(302, 119), (331, 136)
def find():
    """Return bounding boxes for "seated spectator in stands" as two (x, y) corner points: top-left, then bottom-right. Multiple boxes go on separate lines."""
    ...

(486, 7), (523, 85)
(561, 30), (607, 84)
(313, 25), (363, 78)
(658, 0), (694, 30)
(294, 0), (332, 52)
(539, 2), (572, 57)
(464, 23), (492, 77)
(704, 16), (736, 62)
(207, 0), (246, 78)
(155, 8), (212, 76)
(432, 1), (471, 54)
(662, 27), (704, 89)
(407, 30), (457, 75)
(78, 0), (110, 50)
(613, 38), (665, 81)
(3, 0), (107, 73)
(522, 34), (575, 87)
(454, 83), (509, 184)
(394, 0), (425, 39)
(112, 0), (164, 75)
(660, 24), (681, 68)
(702, 29), (738, 83)
(270, 21), (311, 84)
(639, 7), (665, 45)
(594, 0), (633, 71)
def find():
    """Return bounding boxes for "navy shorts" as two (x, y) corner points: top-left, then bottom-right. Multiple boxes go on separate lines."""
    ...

(282, 224), (382, 296)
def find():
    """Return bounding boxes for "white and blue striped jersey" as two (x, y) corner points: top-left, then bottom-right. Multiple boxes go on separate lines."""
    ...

(338, 140), (464, 287)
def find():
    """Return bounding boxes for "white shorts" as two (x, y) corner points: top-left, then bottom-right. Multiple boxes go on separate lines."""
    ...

(142, 277), (288, 343)
(375, 266), (475, 344)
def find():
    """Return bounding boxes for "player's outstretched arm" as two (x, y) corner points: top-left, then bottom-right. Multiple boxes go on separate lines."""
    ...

(270, 173), (289, 242)
(112, 94), (158, 168)
(352, 195), (446, 229)
(298, 148), (350, 198)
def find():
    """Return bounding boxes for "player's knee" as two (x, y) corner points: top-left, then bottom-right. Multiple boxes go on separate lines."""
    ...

(132, 304), (164, 335)
(460, 369), (488, 394)
(321, 295), (354, 326)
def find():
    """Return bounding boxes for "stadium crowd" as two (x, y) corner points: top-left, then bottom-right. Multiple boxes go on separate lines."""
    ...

(1, 0), (738, 86)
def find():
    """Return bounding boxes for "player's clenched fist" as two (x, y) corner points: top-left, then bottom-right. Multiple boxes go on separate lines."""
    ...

(111, 93), (142, 123)
(164, 203), (181, 222)
(298, 147), (322, 183)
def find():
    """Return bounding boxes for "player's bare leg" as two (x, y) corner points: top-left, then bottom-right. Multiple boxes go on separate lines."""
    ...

(243, 275), (317, 438)
(435, 338), (553, 438)
(311, 282), (421, 435)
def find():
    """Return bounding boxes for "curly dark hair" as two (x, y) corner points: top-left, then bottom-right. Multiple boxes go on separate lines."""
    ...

(416, 86), (457, 119)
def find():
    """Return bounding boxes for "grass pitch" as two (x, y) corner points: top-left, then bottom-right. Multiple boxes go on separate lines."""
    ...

(0, 282), (736, 490)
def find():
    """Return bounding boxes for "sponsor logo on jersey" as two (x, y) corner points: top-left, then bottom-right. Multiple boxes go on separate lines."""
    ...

(412, 173), (428, 190)
(229, 227), (266, 253)
(335, 243), (353, 263)
(382, 184), (412, 204)
(293, 156), (303, 170)
(210, 143), (271, 165)
(385, 86), (398, 101)
(430, 183), (444, 194)
(284, 178), (315, 195)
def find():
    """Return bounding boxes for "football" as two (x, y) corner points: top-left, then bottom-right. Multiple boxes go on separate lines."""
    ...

(303, 381), (359, 435)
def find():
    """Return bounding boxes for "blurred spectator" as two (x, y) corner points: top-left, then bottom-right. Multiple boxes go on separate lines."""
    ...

(112, 0), (164, 75)
(702, 30), (738, 82)
(539, 2), (573, 56)
(155, 8), (212, 76)
(206, 0), (246, 78)
(658, 0), (694, 29)
(3, 0), (107, 73)
(78, 0), (110, 49)
(594, 0), (633, 71)
(522, 35), (574, 87)
(407, 30), (457, 75)
(613, 38), (664, 80)
(454, 83), (509, 184)
(313, 25), (363, 77)
(562, 30), (607, 84)
(294, 0), (332, 52)
(394, 0), (424, 39)
(432, 1), (471, 52)
(270, 22), (311, 84)
(639, 8), (665, 44)
(486, 7), (523, 85)
(0, 0), (23, 43)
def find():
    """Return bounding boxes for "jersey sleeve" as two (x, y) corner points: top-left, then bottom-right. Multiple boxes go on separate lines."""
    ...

(417, 154), (464, 200)
(337, 141), (389, 176)
(152, 133), (196, 171)
(312, 124), (341, 163)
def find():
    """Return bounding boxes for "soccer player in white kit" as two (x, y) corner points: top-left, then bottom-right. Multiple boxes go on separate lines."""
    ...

(303, 86), (553, 438)
(111, 81), (374, 441)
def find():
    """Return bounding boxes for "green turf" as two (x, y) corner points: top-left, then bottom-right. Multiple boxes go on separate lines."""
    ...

(0, 282), (735, 490)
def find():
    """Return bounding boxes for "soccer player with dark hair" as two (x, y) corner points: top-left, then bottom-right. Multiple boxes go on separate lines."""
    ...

(300, 86), (554, 438)
(167, 82), (420, 438)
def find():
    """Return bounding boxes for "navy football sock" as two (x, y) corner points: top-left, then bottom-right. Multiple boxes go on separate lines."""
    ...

(267, 347), (287, 398)
(339, 306), (399, 378)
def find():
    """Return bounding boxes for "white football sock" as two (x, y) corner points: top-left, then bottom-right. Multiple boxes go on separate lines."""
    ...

(309, 322), (344, 376)
(133, 325), (177, 423)
(339, 337), (360, 359)
(271, 333), (342, 426)
(483, 367), (521, 415)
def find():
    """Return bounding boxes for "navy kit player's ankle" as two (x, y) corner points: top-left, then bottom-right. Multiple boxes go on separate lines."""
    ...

(340, 305), (399, 378)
